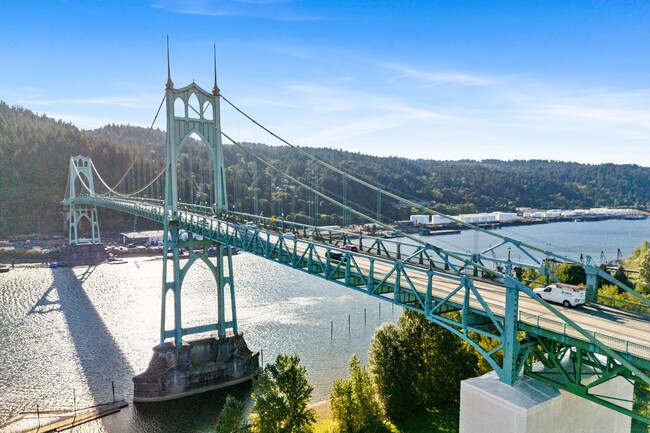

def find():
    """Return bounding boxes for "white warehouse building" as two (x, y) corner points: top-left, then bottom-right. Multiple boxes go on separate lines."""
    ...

(430, 212), (519, 225)
(410, 215), (430, 225)
(491, 212), (518, 222)
(431, 215), (453, 225)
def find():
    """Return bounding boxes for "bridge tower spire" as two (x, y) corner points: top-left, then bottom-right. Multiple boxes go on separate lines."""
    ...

(67, 155), (101, 245)
(160, 47), (232, 347)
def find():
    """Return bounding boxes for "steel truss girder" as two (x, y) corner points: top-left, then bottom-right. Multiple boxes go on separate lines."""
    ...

(69, 196), (650, 423)
(525, 336), (649, 424)
(226, 211), (650, 308)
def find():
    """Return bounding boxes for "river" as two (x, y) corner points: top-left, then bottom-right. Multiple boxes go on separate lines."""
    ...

(0, 218), (648, 432)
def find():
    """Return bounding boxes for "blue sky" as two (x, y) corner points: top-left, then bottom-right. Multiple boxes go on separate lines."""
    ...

(2, 0), (650, 165)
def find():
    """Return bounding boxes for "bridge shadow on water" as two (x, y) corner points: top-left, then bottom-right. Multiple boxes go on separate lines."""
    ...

(27, 265), (248, 432)
(27, 265), (134, 429)
(28, 283), (63, 315)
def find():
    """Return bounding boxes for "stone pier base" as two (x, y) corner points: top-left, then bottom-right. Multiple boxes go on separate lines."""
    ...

(133, 333), (259, 402)
(60, 243), (108, 266)
(459, 366), (632, 433)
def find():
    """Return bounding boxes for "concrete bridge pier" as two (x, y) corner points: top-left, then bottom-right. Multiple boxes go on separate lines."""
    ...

(132, 333), (259, 402)
(459, 363), (632, 433)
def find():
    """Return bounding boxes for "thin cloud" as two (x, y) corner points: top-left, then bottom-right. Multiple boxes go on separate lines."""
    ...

(381, 62), (492, 86)
(508, 87), (650, 137)
(46, 112), (138, 130)
(235, 77), (474, 149)
(18, 96), (157, 109)
(151, 0), (322, 21)
(239, 97), (299, 109)
(384, 102), (462, 122)
(256, 68), (650, 164)
(544, 104), (650, 126)
(296, 114), (406, 146)
(5, 86), (44, 101)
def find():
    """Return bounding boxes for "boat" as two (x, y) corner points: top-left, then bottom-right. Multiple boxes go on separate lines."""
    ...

(376, 230), (400, 239)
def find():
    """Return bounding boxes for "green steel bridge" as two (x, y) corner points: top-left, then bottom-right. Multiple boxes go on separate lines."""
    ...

(62, 50), (650, 423)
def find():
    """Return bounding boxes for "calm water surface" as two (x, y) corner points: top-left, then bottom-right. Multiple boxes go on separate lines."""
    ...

(0, 218), (648, 432)
(0, 254), (399, 432)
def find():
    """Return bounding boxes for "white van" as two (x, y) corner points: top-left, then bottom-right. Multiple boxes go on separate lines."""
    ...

(533, 283), (586, 307)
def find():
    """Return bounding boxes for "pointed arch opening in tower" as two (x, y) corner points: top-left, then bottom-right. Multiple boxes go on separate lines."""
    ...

(187, 93), (201, 119)
(202, 101), (213, 120)
(73, 172), (93, 197)
(177, 132), (215, 208)
(75, 214), (95, 242)
(174, 97), (185, 118)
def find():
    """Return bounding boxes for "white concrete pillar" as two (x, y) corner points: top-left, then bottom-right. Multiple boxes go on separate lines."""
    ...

(460, 367), (632, 433)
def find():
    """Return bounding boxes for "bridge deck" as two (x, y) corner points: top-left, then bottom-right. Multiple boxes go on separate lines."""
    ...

(281, 231), (650, 361)
(69, 197), (650, 366)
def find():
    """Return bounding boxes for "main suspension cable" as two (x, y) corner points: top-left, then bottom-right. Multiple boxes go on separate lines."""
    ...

(218, 129), (484, 268)
(220, 93), (562, 259)
(91, 159), (165, 198)
(110, 94), (166, 191)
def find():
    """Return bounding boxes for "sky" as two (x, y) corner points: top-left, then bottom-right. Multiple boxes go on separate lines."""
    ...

(2, 0), (650, 166)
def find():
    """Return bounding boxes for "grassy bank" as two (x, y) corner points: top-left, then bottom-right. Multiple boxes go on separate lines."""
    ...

(311, 400), (460, 433)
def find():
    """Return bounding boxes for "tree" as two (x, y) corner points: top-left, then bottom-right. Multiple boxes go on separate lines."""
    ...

(638, 249), (650, 294)
(632, 373), (650, 433)
(215, 395), (246, 433)
(613, 265), (633, 291)
(330, 355), (388, 433)
(632, 241), (650, 261)
(555, 262), (586, 286)
(250, 353), (316, 433)
(369, 310), (480, 421)
(368, 324), (414, 420)
(397, 309), (479, 408)
(520, 267), (544, 287)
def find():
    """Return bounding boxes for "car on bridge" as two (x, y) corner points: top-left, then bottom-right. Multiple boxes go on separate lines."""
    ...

(328, 251), (343, 261)
(533, 283), (586, 307)
(341, 244), (359, 252)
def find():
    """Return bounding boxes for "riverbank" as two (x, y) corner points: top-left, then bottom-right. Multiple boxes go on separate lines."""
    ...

(309, 399), (461, 433)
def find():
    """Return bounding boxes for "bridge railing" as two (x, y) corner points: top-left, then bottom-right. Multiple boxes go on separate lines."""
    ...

(178, 208), (650, 366)
(68, 196), (650, 367)
(597, 294), (650, 316)
(518, 311), (650, 362)
(222, 211), (540, 275)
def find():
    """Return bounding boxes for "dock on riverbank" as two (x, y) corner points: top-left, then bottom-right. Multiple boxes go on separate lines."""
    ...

(0, 400), (128, 433)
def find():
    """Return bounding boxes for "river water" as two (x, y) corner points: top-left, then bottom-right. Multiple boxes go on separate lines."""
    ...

(0, 218), (648, 432)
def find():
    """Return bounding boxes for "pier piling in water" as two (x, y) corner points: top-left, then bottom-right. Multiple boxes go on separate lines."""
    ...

(132, 333), (259, 402)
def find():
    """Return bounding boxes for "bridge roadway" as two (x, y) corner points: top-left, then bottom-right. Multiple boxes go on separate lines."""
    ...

(259, 225), (650, 359)
(72, 197), (650, 367)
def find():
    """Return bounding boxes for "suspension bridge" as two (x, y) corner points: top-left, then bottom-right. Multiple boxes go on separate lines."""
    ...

(61, 48), (650, 429)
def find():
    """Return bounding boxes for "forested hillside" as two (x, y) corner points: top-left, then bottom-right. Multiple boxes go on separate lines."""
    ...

(1, 102), (649, 237)
(0, 103), (144, 237)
